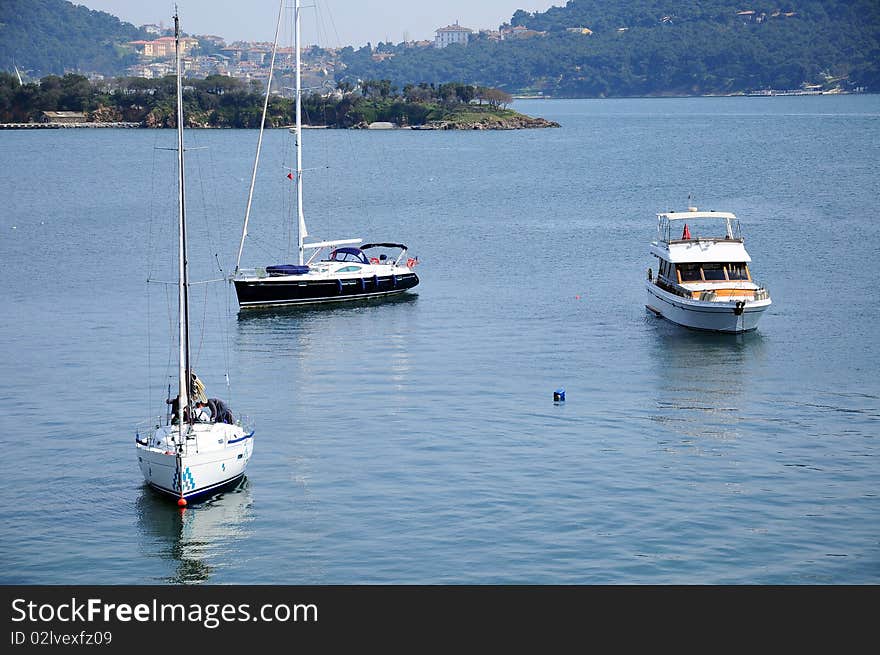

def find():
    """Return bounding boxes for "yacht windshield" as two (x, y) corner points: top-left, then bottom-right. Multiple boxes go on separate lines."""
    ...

(676, 262), (750, 282)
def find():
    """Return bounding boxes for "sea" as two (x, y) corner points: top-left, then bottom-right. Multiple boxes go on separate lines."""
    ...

(1, 95), (878, 585)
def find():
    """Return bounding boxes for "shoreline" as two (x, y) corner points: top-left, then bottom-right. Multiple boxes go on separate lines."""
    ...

(0, 121), (140, 129)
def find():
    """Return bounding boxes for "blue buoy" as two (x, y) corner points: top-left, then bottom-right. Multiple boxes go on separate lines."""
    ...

(553, 388), (565, 402)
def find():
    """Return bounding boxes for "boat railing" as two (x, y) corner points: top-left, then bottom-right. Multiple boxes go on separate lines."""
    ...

(135, 417), (166, 444)
(654, 277), (692, 299)
(658, 216), (743, 243)
(236, 414), (255, 434)
(234, 267), (265, 279)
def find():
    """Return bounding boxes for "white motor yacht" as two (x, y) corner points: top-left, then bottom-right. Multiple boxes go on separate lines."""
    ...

(645, 207), (771, 333)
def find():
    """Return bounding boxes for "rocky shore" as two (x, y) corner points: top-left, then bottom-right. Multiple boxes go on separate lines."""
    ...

(416, 115), (560, 130)
(0, 121), (139, 129)
(354, 115), (561, 130)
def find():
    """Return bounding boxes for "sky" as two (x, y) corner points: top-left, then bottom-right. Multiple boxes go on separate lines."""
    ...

(73, 1), (560, 47)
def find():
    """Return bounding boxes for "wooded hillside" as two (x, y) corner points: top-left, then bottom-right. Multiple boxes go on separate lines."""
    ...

(337, 0), (880, 96)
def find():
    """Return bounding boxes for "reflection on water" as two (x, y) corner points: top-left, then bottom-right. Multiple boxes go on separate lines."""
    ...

(234, 292), (418, 387)
(136, 478), (254, 584)
(646, 316), (766, 440)
(235, 292), (418, 326)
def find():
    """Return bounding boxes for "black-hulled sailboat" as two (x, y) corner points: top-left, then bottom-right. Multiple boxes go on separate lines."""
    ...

(231, 0), (419, 309)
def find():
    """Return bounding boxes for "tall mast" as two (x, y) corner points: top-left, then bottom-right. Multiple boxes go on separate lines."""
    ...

(174, 10), (191, 429)
(294, 0), (308, 265)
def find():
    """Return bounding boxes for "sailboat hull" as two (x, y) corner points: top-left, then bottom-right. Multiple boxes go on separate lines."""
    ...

(234, 271), (419, 308)
(136, 423), (254, 500)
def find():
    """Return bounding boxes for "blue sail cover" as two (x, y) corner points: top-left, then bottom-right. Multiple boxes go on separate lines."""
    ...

(266, 265), (310, 276)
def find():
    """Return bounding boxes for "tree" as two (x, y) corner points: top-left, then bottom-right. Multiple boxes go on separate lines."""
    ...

(483, 87), (512, 108)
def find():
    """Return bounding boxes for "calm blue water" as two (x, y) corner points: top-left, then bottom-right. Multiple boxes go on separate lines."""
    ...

(1, 95), (878, 584)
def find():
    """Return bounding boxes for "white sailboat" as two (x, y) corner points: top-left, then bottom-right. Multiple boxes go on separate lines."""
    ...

(231, 0), (419, 308)
(136, 11), (254, 507)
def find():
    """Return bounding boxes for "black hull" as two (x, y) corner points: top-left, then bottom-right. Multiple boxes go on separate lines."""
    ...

(235, 272), (419, 308)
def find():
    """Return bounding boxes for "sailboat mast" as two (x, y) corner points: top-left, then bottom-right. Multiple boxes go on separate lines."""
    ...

(174, 11), (191, 429)
(295, 0), (307, 266)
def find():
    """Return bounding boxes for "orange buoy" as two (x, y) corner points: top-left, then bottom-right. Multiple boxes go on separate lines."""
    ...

(177, 497), (187, 507)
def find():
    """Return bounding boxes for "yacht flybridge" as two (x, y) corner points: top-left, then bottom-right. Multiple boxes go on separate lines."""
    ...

(645, 208), (771, 333)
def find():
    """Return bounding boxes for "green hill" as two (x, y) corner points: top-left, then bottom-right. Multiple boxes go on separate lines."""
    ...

(0, 0), (146, 78)
(337, 0), (880, 96)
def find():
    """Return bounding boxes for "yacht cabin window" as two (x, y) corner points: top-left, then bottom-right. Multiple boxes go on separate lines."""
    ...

(675, 262), (751, 282)
(727, 263), (749, 280)
(678, 263), (702, 282)
(702, 263), (726, 280)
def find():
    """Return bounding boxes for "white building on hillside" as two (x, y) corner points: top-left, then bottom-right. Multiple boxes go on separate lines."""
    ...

(435, 22), (473, 48)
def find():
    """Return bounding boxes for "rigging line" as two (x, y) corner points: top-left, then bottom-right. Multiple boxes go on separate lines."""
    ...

(146, 125), (164, 283)
(236, 233), (281, 261)
(235, 0), (285, 273)
(217, 269), (234, 407)
(147, 258), (152, 418)
(314, 0), (343, 50)
(283, 165), (328, 173)
(192, 133), (225, 275)
(164, 280), (175, 409)
(147, 277), (228, 285)
(220, 271), (232, 402)
(192, 281), (209, 371)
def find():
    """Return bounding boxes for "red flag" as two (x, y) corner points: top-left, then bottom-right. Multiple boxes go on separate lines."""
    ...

(682, 224), (691, 240)
(287, 172), (294, 180)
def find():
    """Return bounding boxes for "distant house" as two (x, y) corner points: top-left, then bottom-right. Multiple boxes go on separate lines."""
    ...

(129, 35), (199, 58)
(198, 35), (227, 47)
(566, 27), (593, 35)
(501, 25), (546, 39)
(41, 111), (86, 124)
(220, 47), (245, 62)
(244, 49), (269, 65)
(435, 22), (473, 48)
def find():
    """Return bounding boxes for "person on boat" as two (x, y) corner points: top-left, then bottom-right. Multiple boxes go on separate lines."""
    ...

(166, 397), (191, 424)
(166, 371), (207, 423)
(193, 402), (212, 422)
(196, 398), (235, 425)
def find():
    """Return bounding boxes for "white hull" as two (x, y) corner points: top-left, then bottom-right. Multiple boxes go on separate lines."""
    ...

(136, 422), (254, 500)
(646, 281), (770, 333)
